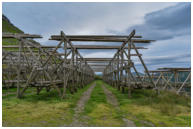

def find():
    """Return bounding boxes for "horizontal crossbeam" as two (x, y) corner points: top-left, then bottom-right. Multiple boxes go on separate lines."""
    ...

(50, 37), (154, 43)
(2, 45), (147, 49)
(2, 33), (42, 38)
(52, 35), (142, 38)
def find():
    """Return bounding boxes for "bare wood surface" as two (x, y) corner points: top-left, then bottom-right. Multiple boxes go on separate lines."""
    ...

(3, 45), (147, 49)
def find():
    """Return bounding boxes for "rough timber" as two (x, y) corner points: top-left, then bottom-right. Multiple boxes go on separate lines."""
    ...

(2, 31), (191, 98)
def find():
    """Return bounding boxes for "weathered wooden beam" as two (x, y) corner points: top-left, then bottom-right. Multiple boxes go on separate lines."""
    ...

(92, 68), (105, 72)
(3, 52), (141, 58)
(78, 58), (125, 61)
(89, 64), (107, 67)
(92, 67), (105, 69)
(158, 67), (191, 71)
(76, 57), (141, 61)
(72, 45), (147, 49)
(50, 36), (154, 43)
(2, 45), (147, 49)
(51, 35), (142, 39)
(2, 33), (42, 38)
(148, 70), (171, 73)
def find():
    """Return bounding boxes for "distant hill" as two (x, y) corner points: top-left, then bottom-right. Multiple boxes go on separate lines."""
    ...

(2, 14), (24, 47)
(2, 14), (41, 48)
(2, 14), (23, 34)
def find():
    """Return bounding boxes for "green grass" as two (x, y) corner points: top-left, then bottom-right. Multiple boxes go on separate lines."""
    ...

(103, 82), (191, 127)
(2, 80), (191, 127)
(2, 87), (37, 98)
(2, 82), (95, 127)
(2, 19), (23, 33)
(82, 80), (125, 126)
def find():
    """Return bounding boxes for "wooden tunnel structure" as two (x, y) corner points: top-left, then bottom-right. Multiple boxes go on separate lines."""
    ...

(2, 30), (191, 98)
(2, 32), (95, 98)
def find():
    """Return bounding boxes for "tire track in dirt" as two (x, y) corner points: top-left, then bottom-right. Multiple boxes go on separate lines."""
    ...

(70, 82), (96, 127)
(101, 85), (136, 127)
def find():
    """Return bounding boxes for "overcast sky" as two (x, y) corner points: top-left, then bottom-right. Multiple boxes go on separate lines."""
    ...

(2, 2), (191, 73)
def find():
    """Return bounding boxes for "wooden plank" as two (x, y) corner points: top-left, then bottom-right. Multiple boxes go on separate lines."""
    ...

(149, 70), (171, 73)
(3, 45), (147, 49)
(158, 67), (191, 71)
(50, 36), (154, 43)
(89, 64), (107, 67)
(16, 40), (22, 98)
(76, 58), (130, 61)
(3, 33), (42, 38)
(51, 35), (142, 39)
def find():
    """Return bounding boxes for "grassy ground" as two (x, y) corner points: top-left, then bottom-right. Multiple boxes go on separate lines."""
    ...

(2, 82), (94, 127)
(81, 80), (124, 126)
(103, 82), (191, 127)
(2, 80), (191, 127)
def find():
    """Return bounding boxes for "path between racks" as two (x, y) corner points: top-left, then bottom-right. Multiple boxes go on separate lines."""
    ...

(70, 82), (136, 127)
(69, 82), (155, 127)
(70, 82), (96, 126)
(101, 85), (136, 127)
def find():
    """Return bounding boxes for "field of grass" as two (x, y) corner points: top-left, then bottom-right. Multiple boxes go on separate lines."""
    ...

(2, 80), (191, 127)
(2, 82), (94, 127)
(103, 82), (191, 127)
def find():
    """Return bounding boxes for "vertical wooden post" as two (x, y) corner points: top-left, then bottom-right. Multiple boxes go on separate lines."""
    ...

(62, 31), (67, 98)
(120, 50), (124, 93)
(71, 48), (75, 93)
(117, 52), (120, 91)
(16, 38), (22, 98)
(127, 41), (131, 98)
(75, 51), (80, 89)
(174, 71), (177, 88)
(46, 87), (51, 92)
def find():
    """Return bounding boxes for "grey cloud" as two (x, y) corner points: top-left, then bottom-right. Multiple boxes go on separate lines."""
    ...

(127, 3), (191, 40)
(145, 3), (190, 30)
(133, 53), (190, 72)
(144, 53), (190, 64)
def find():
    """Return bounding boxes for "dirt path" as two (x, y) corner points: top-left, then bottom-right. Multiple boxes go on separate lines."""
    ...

(70, 83), (96, 126)
(101, 85), (136, 127)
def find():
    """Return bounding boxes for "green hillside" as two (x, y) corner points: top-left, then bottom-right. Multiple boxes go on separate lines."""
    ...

(2, 15), (23, 34)
(2, 15), (40, 51)
(2, 15), (23, 47)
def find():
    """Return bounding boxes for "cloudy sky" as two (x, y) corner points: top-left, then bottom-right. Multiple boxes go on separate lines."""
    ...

(2, 2), (191, 73)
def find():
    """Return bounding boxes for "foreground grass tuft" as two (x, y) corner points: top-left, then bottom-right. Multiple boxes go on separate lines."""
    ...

(104, 83), (191, 127)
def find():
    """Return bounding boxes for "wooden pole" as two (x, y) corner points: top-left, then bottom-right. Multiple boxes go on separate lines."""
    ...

(131, 41), (156, 89)
(16, 38), (22, 98)
(62, 31), (68, 98)
(127, 41), (131, 98)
